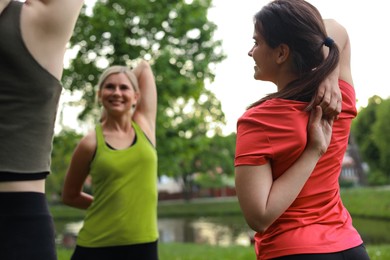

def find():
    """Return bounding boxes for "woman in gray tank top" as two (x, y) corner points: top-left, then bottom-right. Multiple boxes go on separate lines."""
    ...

(0, 0), (83, 259)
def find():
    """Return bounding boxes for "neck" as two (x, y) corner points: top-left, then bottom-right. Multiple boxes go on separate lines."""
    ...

(103, 116), (133, 132)
(275, 71), (298, 92)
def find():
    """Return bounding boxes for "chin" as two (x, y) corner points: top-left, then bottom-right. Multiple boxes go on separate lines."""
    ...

(253, 73), (262, 81)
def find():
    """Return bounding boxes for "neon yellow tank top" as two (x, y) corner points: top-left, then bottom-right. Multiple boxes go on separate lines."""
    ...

(77, 122), (158, 247)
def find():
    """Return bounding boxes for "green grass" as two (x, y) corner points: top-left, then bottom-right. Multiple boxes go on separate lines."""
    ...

(56, 243), (390, 260)
(155, 186), (390, 220)
(340, 186), (390, 219)
(56, 243), (255, 260)
(50, 204), (85, 220)
(157, 197), (242, 218)
(50, 186), (390, 220)
(367, 245), (390, 260)
(52, 186), (390, 259)
(160, 243), (255, 260)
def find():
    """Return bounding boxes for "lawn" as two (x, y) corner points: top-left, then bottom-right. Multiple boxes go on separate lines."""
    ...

(57, 243), (390, 260)
(52, 186), (390, 259)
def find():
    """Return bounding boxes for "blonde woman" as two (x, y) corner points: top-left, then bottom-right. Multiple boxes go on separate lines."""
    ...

(62, 60), (158, 260)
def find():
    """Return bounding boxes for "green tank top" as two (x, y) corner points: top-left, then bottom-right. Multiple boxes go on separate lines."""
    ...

(77, 122), (158, 247)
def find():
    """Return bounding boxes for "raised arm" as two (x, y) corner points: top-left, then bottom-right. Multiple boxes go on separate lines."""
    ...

(325, 19), (353, 86)
(235, 106), (334, 232)
(23, 0), (84, 40)
(0, 0), (10, 14)
(315, 19), (352, 119)
(20, 0), (84, 79)
(132, 60), (157, 146)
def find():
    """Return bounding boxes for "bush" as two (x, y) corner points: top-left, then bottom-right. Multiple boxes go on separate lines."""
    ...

(367, 170), (389, 186)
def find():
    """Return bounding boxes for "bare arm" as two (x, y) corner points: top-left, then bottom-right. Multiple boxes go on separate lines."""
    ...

(235, 106), (334, 233)
(315, 19), (353, 119)
(0, 0), (11, 14)
(325, 19), (353, 86)
(22, 0), (84, 43)
(132, 60), (157, 146)
(20, 0), (84, 79)
(62, 132), (95, 210)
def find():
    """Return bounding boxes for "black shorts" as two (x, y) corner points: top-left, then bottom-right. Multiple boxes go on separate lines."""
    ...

(272, 244), (370, 260)
(0, 192), (57, 260)
(71, 240), (159, 260)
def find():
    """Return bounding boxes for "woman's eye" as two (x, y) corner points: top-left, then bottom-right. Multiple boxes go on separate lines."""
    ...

(105, 84), (115, 89)
(120, 84), (130, 91)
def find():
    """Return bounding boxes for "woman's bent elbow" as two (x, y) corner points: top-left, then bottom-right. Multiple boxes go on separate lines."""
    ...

(247, 219), (271, 233)
(61, 193), (75, 206)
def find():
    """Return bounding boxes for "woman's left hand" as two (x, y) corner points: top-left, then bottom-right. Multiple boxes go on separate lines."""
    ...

(307, 105), (334, 156)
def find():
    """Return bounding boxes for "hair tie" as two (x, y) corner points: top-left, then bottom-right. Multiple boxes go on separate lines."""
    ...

(323, 37), (334, 48)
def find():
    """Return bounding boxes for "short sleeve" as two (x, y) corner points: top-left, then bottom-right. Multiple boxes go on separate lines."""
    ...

(234, 112), (273, 167)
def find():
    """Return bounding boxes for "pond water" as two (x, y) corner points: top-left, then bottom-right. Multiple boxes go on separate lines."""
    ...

(55, 215), (390, 248)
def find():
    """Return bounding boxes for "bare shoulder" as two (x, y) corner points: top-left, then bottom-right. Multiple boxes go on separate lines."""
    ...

(76, 130), (97, 156)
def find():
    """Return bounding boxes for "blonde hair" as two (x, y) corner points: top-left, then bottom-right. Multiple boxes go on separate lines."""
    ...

(97, 66), (140, 122)
(97, 65), (139, 92)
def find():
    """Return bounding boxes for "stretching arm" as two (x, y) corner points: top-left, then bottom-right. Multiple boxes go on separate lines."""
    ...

(20, 0), (84, 79)
(132, 60), (157, 146)
(62, 132), (95, 210)
(314, 19), (352, 119)
(235, 106), (334, 233)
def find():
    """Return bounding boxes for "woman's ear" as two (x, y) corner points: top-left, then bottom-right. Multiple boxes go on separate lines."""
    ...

(134, 92), (141, 106)
(97, 90), (102, 104)
(275, 43), (290, 64)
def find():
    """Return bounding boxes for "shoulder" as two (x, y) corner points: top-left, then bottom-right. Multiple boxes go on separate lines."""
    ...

(238, 100), (308, 140)
(76, 130), (97, 155)
(240, 99), (307, 123)
(133, 117), (156, 147)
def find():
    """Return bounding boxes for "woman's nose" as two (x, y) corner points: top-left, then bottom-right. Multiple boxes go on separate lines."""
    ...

(113, 86), (121, 95)
(248, 49), (253, 57)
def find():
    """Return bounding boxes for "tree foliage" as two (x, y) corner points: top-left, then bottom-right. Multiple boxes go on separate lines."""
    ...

(61, 0), (228, 189)
(371, 98), (390, 178)
(47, 130), (83, 200)
(352, 96), (390, 185)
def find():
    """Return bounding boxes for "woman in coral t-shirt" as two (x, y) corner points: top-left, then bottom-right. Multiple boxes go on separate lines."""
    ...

(234, 1), (369, 259)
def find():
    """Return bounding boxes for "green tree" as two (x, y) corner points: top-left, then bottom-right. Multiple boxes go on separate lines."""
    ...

(352, 96), (390, 185)
(372, 98), (390, 181)
(193, 133), (236, 196)
(157, 89), (229, 198)
(47, 130), (82, 201)
(62, 0), (227, 185)
(198, 132), (236, 176)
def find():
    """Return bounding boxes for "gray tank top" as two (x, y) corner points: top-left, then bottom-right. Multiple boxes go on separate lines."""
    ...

(0, 1), (63, 175)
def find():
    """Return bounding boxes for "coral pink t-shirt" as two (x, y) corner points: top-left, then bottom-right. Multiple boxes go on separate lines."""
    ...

(235, 80), (363, 259)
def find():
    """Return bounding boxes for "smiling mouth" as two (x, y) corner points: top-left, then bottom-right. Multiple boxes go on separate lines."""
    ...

(109, 100), (123, 105)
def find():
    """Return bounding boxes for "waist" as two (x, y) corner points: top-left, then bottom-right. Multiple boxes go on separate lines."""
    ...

(0, 179), (46, 193)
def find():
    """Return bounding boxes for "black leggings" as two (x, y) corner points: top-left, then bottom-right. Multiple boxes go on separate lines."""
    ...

(71, 240), (159, 260)
(0, 192), (57, 260)
(272, 244), (370, 260)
